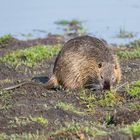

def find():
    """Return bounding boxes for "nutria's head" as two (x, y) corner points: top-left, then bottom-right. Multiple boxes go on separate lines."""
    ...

(97, 62), (120, 90)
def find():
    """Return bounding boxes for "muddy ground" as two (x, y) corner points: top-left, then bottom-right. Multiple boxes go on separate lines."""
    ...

(0, 35), (140, 140)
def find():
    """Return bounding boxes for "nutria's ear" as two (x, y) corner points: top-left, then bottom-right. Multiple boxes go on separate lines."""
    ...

(98, 62), (102, 68)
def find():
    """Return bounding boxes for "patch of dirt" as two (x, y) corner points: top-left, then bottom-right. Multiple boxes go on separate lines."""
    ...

(111, 109), (140, 125)
(0, 62), (22, 80)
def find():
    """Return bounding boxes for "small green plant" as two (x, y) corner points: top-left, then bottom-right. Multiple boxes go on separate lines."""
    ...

(121, 120), (140, 136)
(56, 101), (85, 115)
(30, 116), (48, 125)
(104, 113), (112, 125)
(117, 47), (140, 59)
(0, 44), (62, 67)
(125, 81), (140, 97)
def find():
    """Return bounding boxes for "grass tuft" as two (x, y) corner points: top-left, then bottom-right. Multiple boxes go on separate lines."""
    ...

(56, 101), (85, 115)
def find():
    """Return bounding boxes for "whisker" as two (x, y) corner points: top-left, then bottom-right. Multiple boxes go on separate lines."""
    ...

(115, 82), (128, 91)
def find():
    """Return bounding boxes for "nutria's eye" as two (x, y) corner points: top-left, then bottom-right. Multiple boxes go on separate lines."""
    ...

(98, 63), (102, 68)
(101, 75), (103, 79)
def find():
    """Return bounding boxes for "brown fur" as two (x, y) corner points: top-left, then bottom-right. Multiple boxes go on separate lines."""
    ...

(46, 35), (121, 90)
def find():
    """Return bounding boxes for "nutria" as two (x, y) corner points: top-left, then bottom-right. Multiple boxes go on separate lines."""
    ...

(3, 35), (121, 91)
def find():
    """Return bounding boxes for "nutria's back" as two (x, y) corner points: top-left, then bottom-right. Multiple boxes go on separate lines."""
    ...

(47, 35), (121, 90)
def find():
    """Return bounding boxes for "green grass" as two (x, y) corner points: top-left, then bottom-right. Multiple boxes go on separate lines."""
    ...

(0, 34), (12, 45)
(56, 101), (85, 115)
(0, 44), (62, 67)
(121, 120), (140, 136)
(117, 47), (140, 59)
(125, 81), (140, 97)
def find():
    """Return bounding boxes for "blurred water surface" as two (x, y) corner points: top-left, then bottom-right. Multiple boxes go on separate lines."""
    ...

(0, 0), (140, 44)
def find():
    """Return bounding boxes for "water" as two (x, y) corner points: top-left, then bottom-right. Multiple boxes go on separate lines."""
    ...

(0, 0), (140, 44)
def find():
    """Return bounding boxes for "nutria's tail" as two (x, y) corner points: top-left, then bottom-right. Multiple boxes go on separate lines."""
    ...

(44, 75), (59, 89)
(2, 75), (58, 91)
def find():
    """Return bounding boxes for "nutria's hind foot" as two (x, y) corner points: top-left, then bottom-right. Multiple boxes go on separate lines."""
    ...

(44, 75), (59, 89)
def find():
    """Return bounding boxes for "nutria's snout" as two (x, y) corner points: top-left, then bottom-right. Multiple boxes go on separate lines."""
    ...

(103, 80), (110, 90)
